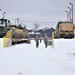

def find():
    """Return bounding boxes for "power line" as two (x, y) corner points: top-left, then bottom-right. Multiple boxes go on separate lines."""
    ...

(21, 20), (57, 23)
(6, 16), (58, 24)
(6, 17), (16, 20)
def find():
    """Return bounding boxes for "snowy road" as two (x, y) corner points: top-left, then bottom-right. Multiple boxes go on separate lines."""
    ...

(0, 39), (75, 75)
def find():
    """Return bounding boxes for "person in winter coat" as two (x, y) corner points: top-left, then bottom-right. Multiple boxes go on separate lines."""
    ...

(35, 35), (39, 48)
(39, 36), (42, 43)
(44, 33), (48, 48)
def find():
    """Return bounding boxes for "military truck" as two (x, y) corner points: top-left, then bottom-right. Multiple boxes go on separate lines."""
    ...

(55, 21), (74, 38)
(9, 25), (30, 45)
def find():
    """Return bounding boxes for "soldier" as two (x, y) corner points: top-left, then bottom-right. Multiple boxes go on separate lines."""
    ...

(39, 35), (42, 43)
(35, 35), (39, 48)
(44, 33), (48, 48)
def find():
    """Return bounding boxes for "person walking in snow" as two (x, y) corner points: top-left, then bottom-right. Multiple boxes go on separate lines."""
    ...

(39, 35), (42, 43)
(44, 33), (48, 48)
(35, 35), (39, 48)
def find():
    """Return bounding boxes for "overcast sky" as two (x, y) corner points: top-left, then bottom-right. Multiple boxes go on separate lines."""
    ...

(0, 0), (75, 29)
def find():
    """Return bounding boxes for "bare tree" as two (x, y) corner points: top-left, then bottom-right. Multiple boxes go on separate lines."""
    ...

(33, 23), (40, 31)
(19, 72), (22, 75)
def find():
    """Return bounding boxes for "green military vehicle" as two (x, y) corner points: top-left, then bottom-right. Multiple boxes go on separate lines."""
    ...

(0, 18), (10, 38)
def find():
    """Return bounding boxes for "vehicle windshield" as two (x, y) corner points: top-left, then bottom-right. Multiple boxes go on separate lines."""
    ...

(0, 19), (7, 27)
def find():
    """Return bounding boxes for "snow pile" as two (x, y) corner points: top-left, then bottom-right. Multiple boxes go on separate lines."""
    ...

(54, 39), (75, 50)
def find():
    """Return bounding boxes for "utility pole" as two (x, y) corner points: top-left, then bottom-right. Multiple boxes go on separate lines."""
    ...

(69, 2), (73, 24)
(0, 9), (1, 18)
(16, 18), (19, 26)
(15, 19), (17, 25)
(68, 7), (71, 22)
(66, 10), (68, 21)
(3, 12), (6, 19)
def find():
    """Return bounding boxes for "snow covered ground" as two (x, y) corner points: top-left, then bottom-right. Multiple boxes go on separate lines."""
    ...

(0, 38), (75, 75)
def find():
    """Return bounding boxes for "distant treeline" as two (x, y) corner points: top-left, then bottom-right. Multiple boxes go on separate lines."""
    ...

(28, 28), (55, 38)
